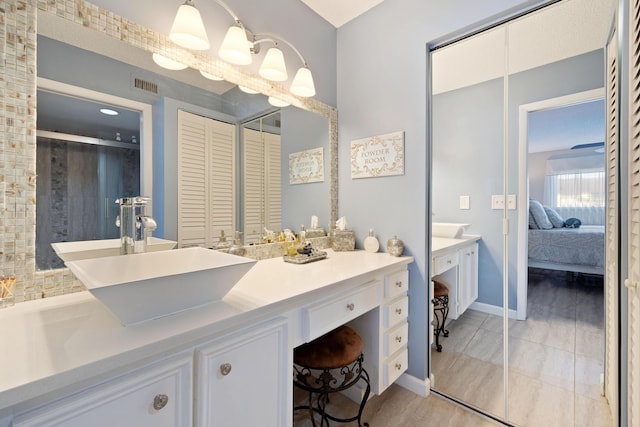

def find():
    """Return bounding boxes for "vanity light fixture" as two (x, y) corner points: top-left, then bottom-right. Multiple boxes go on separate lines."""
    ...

(238, 85), (260, 94)
(100, 108), (119, 116)
(169, 0), (210, 51)
(259, 43), (288, 81)
(268, 96), (290, 108)
(200, 70), (224, 81)
(162, 0), (317, 98)
(152, 53), (188, 70)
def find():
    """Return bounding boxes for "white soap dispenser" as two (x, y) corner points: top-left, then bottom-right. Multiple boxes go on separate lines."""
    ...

(364, 228), (380, 253)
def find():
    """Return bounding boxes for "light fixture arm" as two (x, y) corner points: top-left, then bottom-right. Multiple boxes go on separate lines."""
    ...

(212, 0), (245, 29)
(253, 33), (308, 67)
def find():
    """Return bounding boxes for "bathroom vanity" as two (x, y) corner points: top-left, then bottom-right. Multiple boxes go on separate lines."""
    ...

(0, 250), (412, 427)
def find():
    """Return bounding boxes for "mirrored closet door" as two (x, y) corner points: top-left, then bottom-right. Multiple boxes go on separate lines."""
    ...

(429, 0), (618, 424)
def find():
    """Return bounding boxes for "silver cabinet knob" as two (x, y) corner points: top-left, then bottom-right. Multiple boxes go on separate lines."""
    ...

(395, 307), (402, 315)
(347, 303), (355, 311)
(395, 280), (403, 287)
(153, 394), (169, 411)
(220, 363), (232, 376)
(395, 363), (402, 370)
(395, 336), (402, 343)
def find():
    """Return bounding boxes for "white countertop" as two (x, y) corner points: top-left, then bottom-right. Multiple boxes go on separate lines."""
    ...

(432, 234), (481, 256)
(0, 249), (412, 413)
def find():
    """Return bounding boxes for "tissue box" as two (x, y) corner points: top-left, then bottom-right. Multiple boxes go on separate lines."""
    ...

(305, 227), (326, 238)
(332, 230), (355, 251)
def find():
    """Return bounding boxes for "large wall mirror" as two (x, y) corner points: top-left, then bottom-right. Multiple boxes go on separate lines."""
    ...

(35, 4), (335, 271)
(429, 0), (617, 424)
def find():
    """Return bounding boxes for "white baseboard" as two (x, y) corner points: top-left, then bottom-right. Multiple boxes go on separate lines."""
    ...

(469, 301), (518, 319)
(395, 373), (430, 397)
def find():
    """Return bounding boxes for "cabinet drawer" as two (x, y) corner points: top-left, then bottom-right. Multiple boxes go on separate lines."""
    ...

(302, 281), (380, 341)
(384, 296), (408, 329)
(14, 355), (193, 427)
(433, 251), (459, 275)
(384, 321), (409, 357)
(384, 269), (409, 299)
(383, 348), (408, 388)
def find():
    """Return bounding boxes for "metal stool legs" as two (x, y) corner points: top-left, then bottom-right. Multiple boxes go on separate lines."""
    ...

(432, 294), (449, 352)
(293, 354), (370, 427)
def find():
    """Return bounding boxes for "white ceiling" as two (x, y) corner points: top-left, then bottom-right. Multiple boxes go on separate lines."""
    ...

(299, 0), (384, 27)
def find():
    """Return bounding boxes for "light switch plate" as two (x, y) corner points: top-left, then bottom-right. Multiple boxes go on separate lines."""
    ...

(491, 195), (504, 209)
(507, 194), (517, 210)
(460, 195), (470, 210)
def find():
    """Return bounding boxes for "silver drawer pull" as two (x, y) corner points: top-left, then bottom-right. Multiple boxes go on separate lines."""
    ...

(395, 307), (402, 315)
(220, 363), (232, 376)
(395, 280), (403, 287)
(153, 394), (169, 411)
(395, 363), (402, 370)
(395, 336), (402, 343)
(447, 260), (452, 264)
(347, 303), (355, 311)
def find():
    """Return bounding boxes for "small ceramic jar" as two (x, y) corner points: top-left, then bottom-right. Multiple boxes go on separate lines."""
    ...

(387, 235), (404, 257)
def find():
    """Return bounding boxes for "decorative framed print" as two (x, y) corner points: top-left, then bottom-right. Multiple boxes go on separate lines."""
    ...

(289, 147), (324, 184)
(350, 131), (404, 179)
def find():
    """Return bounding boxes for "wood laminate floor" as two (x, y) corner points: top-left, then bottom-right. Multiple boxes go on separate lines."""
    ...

(293, 269), (613, 426)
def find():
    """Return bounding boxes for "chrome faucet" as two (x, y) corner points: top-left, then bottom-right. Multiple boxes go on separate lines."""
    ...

(115, 196), (156, 254)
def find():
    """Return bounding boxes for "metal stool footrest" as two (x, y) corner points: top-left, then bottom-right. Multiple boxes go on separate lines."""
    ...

(432, 294), (449, 352)
(293, 353), (370, 427)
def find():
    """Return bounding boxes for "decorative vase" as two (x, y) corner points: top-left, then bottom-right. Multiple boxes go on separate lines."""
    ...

(363, 228), (380, 253)
(387, 235), (404, 257)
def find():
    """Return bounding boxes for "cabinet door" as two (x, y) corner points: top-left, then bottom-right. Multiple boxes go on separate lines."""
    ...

(13, 355), (193, 427)
(458, 243), (479, 314)
(196, 319), (288, 427)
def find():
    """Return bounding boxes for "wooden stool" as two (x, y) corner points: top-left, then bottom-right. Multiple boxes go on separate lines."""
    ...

(432, 280), (450, 352)
(293, 325), (370, 426)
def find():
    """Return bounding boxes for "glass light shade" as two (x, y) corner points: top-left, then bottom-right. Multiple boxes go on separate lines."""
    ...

(200, 70), (224, 81)
(259, 47), (288, 81)
(268, 96), (290, 107)
(290, 66), (316, 97)
(238, 85), (259, 94)
(152, 53), (188, 70)
(218, 26), (252, 65)
(169, 3), (210, 51)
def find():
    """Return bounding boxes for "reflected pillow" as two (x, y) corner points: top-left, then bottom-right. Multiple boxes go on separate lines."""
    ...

(543, 206), (564, 228)
(529, 199), (553, 230)
(564, 217), (582, 228)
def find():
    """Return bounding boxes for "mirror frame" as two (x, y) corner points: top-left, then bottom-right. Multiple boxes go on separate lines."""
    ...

(11, 0), (337, 301)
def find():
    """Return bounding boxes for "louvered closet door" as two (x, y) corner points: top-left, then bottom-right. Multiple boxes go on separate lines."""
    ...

(178, 111), (208, 247)
(628, 0), (640, 424)
(264, 132), (282, 233)
(178, 110), (235, 248)
(243, 128), (265, 244)
(605, 24), (620, 423)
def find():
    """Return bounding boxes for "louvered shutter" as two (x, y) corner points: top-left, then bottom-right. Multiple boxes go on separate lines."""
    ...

(604, 23), (620, 422)
(243, 128), (265, 243)
(178, 110), (208, 248)
(264, 132), (282, 232)
(178, 110), (235, 248)
(628, 0), (640, 424)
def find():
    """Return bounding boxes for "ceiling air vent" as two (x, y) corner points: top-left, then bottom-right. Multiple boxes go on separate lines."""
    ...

(133, 77), (159, 95)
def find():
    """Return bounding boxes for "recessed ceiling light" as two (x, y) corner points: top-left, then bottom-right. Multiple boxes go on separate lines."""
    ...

(100, 108), (119, 116)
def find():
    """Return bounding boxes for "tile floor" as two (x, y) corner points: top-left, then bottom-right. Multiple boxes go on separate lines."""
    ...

(292, 269), (614, 426)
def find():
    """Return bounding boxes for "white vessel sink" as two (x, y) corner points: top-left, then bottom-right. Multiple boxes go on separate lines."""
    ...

(52, 237), (177, 262)
(432, 222), (470, 239)
(65, 247), (256, 325)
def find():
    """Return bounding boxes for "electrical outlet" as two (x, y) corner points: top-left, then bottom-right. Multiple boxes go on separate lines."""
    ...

(507, 194), (517, 210)
(491, 195), (505, 209)
(460, 195), (470, 210)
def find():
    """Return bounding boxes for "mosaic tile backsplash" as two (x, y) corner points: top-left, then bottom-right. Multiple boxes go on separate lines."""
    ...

(1, 0), (338, 303)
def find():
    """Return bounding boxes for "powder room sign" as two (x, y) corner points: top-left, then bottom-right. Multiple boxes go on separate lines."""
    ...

(289, 147), (324, 184)
(350, 131), (405, 179)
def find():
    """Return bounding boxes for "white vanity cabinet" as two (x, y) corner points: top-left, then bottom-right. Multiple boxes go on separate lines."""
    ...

(195, 318), (288, 427)
(13, 354), (193, 427)
(432, 238), (479, 320)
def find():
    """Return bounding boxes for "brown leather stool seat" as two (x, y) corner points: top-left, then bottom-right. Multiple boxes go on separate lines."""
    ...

(432, 280), (450, 352)
(293, 325), (370, 426)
